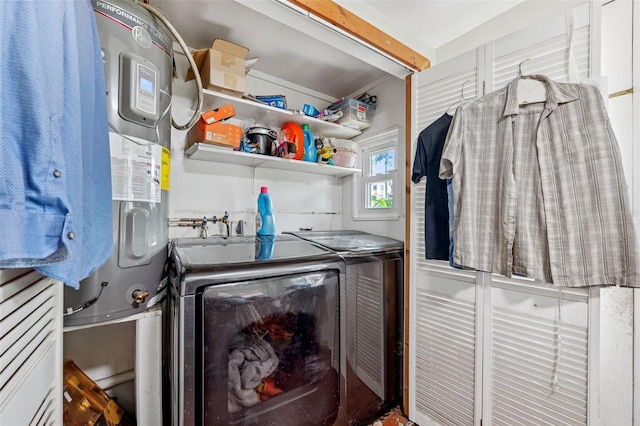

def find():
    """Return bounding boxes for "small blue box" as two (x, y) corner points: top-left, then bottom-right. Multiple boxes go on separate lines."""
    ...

(255, 95), (287, 110)
(302, 103), (320, 117)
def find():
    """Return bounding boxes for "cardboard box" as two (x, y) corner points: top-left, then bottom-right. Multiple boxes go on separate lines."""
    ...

(201, 104), (236, 124)
(186, 39), (249, 96)
(195, 120), (243, 148)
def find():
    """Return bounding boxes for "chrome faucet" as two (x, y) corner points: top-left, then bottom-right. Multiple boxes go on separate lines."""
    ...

(172, 212), (231, 238)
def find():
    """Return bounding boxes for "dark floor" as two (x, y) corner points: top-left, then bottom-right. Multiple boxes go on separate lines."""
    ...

(367, 406), (415, 426)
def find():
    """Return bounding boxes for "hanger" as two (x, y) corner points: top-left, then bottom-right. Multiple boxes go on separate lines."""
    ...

(446, 79), (473, 115)
(515, 58), (546, 105)
(517, 58), (531, 77)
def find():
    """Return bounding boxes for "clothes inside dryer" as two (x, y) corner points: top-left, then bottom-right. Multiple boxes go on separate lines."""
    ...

(201, 272), (339, 424)
(168, 235), (345, 426)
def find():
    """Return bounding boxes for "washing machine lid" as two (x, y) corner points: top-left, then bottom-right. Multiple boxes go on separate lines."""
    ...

(172, 234), (332, 266)
(285, 230), (403, 253)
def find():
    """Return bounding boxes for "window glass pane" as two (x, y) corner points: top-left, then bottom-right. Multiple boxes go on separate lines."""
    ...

(366, 180), (394, 208)
(369, 149), (395, 176)
(353, 128), (400, 219)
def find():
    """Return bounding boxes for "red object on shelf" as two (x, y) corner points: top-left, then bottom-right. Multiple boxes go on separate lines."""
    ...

(281, 122), (304, 160)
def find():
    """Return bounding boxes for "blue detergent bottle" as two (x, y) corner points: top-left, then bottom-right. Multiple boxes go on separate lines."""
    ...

(302, 124), (317, 162)
(256, 186), (276, 236)
(255, 235), (275, 260)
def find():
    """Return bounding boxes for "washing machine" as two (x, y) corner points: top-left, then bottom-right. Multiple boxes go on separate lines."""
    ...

(167, 235), (346, 426)
(286, 230), (404, 425)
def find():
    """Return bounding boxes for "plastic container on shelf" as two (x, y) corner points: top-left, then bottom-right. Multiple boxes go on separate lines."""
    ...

(332, 149), (357, 168)
(325, 98), (376, 130)
(256, 186), (276, 236)
(302, 124), (317, 162)
(281, 122), (304, 160)
(329, 138), (358, 168)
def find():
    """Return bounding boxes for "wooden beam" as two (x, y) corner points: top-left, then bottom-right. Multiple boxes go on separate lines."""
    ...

(288, 0), (431, 71)
(403, 73), (412, 414)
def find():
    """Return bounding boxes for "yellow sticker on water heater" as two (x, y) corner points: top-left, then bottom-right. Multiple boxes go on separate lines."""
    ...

(161, 146), (170, 191)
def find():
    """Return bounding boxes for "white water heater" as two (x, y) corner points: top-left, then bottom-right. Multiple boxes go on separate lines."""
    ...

(64, 0), (173, 326)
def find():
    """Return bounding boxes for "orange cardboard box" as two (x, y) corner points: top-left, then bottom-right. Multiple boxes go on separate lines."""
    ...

(201, 104), (236, 124)
(198, 120), (243, 147)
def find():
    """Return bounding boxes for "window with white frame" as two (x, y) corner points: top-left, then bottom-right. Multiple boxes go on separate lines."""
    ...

(353, 127), (400, 220)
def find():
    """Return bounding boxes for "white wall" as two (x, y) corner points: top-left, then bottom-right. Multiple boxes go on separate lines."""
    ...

(340, 75), (407, 241)
(597, 2), (635, 424)
(634, 1), (640, 422)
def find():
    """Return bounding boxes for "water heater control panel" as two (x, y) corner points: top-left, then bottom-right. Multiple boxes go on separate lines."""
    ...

(119, 52), (159, 127)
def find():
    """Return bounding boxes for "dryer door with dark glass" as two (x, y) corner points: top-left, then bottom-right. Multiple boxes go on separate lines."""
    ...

(200, 270), (340, 426)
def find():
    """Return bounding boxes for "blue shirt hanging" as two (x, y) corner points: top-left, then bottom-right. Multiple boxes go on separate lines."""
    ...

(0, 0), (113, 289)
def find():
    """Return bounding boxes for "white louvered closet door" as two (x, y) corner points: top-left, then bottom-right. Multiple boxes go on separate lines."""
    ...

(0, 269), (63, 425)
(409, 47), (484, 426)
(483, 3), (598, 425)
(409, 2), (601, 425)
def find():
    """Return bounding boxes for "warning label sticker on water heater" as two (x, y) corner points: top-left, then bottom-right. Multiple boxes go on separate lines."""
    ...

(161, 146), (170, 191)
(109, 132), (162, 203)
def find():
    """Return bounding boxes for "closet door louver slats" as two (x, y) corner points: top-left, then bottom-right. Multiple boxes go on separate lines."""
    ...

(0, 270), (62, 426)
(489, 279), (590, 426)
(415, 67), (478, 131)
(31, 387), (56, 426)
(484, 4), (593, 425)
(410, 47), (482, 426)
(354, 263), (386, 399)
(345, 262), (387, 400)
(490, 2), (592, 90)
(412, 47), (480, 272)
(413, 66), (478, 272)
(413, 273), (477, 426)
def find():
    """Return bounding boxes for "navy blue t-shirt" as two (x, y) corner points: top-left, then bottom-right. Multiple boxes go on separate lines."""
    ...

(412, 113), (452, 260)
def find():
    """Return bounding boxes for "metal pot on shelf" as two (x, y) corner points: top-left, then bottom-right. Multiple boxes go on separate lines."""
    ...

(246, 126), (278, 155)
